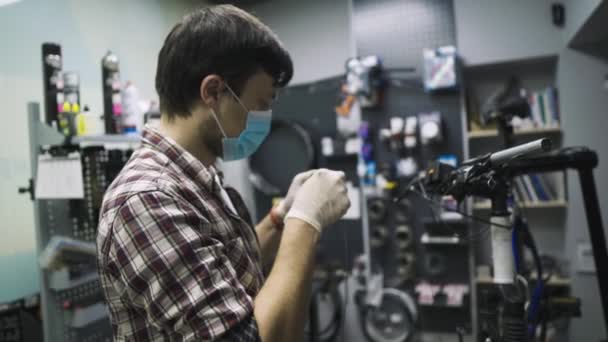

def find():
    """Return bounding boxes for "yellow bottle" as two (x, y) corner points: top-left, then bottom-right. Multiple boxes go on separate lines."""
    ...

(76, 112), (87, 136)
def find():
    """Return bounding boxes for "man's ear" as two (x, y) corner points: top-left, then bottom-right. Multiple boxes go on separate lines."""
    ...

(200, 74), (224, 107)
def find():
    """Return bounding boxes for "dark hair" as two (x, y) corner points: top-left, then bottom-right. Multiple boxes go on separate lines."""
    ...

(155, 5), (293, 117)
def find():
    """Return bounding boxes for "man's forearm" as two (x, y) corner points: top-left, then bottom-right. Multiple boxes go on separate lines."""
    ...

(255, 214), (282, 269)
(254, 218), (319, 342)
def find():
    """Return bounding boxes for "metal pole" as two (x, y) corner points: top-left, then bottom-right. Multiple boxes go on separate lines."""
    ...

(578, 168), (608, 335)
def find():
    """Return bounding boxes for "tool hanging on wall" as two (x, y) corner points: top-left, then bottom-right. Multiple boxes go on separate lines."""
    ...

(418, 111), (443, 146)
(58, 71), (80, 137)
(101, 51), (122, 134)
(343, 56), (385, 108)
(358, 122), (377, 187)
(42, 42), (63, 128)
(356, 287), (418, 342)
(335, 92), (363, 137)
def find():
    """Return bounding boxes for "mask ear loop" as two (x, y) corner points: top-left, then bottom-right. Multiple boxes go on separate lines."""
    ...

(208, 81), (243, 139)
(224, 83), (251, 113)
(209, 107), (228, 138)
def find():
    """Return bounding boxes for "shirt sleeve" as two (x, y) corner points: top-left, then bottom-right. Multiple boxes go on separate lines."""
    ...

(110, 190), (260, 341)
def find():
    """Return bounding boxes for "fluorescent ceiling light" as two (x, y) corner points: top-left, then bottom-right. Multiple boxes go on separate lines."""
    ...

(0, 0), (21, 7)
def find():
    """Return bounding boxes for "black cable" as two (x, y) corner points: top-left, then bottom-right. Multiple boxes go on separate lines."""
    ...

(305, 286), (343, 342)
(403, 181), (510, 246)
(319, 294), (342, 340)
(519, 218), (545, 339)
(340, 225), (350, 342)
(512, 180), (530, 274)
(540, 316), (548, 342)
(396, 176), (498, 243)
(507, 183), (548, 341)
(409, 179), (511, 229)
(415, 181), (493, 243)
(412, 189), (512, 229)
(393, 176), (423, 203)
(304, 226), (350, 342)
(417, 181), (490, 242)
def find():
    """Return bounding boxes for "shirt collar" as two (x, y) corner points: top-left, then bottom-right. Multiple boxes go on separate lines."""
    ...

(142, 127), (218, 192)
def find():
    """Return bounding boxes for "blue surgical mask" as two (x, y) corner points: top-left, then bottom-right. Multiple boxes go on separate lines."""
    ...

(211, 84), (272, 161)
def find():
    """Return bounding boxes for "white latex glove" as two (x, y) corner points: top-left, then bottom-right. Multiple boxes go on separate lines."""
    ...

(285, 169), (351, 233)
(274, 170), (317, 219)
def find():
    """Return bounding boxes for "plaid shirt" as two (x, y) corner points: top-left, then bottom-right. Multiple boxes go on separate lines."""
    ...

(97, 127), (264, 341)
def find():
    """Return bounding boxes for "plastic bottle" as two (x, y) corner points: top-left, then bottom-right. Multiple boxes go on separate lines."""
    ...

(121, 82), (143, 134)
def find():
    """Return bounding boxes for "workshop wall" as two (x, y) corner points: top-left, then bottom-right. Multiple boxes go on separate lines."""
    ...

(558, 4), (608, 341)
(2, 0), (607, 339)
(244, 0), (354, 85)
(353, 0), (471, 337)
(561, 0), (603, 44)
(453, 0), (563, 66)
(0, 0), (201, 302)
(558, 48), (608, 342)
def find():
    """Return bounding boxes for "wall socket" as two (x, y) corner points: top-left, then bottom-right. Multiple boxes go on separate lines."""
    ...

(577, 242), (596, 273)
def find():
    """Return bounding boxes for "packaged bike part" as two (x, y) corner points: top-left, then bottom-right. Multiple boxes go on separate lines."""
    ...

(419, 111), (443, 145)
(423, 45), (459, 92)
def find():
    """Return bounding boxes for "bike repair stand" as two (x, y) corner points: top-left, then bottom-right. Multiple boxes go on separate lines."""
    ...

(466, 167), (528, 342)
(508, 147), (608, 341)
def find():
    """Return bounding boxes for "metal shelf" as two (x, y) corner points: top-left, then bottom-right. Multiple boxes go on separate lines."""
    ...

(420, 233), (466, 245)
(468, 126), (562, 139)
(476, 276), (571, 287)
(49, 270), (99, 291)
(463, 54), (558, 73)
(71, 134), (141, 149)
(473, 200), (567, 210)
(26, 103), (113, 342)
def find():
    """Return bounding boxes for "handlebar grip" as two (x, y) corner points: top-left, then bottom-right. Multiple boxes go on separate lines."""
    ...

(489, 138), (551, 166)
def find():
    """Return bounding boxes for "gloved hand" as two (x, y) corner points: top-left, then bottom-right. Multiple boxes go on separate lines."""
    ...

(285, 169), (351, 233)
(274, 170), (317, 219)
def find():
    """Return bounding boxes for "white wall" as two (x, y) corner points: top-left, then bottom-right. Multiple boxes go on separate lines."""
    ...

(562, 0), (603, 45)
(245, 0), (354, 85)
(558, 48), (608, 342)
(454, 0), (563, 65)
(0, 0), (200, 302)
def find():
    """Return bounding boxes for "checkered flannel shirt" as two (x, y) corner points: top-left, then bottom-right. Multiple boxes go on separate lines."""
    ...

(97, 127), (264, 341)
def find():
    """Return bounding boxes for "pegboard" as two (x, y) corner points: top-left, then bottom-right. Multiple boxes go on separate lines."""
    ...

(353, 0), (456, 76)
(360, 83), (473, 333)
(26, 103), (132, 342)
(37, 145), (131, 341)
(353, 0), (473, 335)
(41, 147), (133, 244)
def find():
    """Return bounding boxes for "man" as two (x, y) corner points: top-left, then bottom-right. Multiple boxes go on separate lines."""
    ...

(96, 4), (351, 342)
